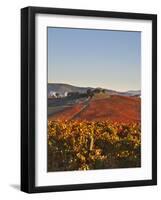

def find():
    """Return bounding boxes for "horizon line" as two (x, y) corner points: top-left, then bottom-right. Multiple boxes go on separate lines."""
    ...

(48, 82), (141, 93)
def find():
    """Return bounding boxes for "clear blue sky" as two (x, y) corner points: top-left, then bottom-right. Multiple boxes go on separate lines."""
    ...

(48, 27), (141, 92)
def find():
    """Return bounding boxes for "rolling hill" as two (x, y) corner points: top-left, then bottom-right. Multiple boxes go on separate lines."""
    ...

(48, 83), (141, 97)
(48, 94), (141, 123)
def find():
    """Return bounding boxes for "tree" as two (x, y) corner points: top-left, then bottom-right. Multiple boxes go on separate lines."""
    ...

(87, 89), (91, 95)
(55, 92), (59, 98)
(94, 88), (101, 93)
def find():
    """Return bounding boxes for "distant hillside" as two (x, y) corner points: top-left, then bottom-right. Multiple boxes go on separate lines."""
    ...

(125, 90), (141, 96)
(48, 83), (141, 97)
(48, 83), (92, 95)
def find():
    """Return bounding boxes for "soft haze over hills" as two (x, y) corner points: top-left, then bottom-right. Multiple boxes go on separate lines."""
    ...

(48, 83), (141, 97)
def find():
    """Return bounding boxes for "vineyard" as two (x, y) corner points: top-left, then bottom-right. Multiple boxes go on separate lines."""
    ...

(48, 120), (141, 171)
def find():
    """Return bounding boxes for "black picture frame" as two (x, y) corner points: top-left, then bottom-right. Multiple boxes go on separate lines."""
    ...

(21, 6), (157, 193)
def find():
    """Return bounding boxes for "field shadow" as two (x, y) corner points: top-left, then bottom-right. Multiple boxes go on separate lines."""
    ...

(10, 184), (20, 191)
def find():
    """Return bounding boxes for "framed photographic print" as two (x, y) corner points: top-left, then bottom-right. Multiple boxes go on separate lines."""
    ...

(21, 6), (157, 193)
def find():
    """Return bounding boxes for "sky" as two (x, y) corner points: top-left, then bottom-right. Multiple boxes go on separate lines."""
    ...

(48, 27), (141, 92)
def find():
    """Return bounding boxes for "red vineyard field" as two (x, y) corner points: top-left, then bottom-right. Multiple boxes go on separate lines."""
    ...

(48, 95), (141, 123)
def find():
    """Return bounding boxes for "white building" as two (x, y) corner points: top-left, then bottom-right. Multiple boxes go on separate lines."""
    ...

(49, 91), (57, 98)
(49, 91), (68, 98)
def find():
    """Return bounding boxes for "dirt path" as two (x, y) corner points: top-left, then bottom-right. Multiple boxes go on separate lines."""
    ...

(70, 100), (90, 120)
(48, 97), (91, 121)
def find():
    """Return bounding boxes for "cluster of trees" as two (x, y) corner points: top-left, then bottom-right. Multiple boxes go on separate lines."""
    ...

(49, 88), (107, 99)
(67, 88), (106, 99)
